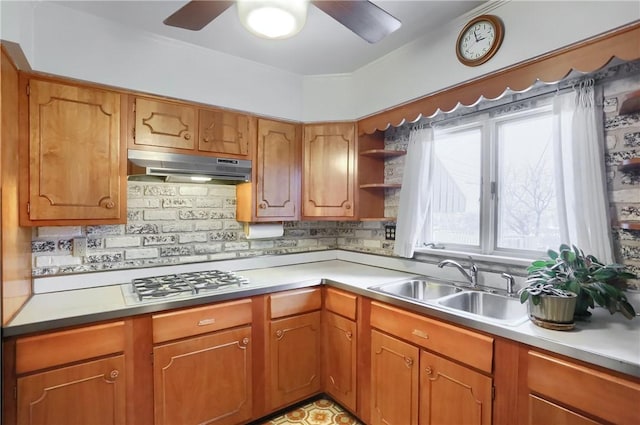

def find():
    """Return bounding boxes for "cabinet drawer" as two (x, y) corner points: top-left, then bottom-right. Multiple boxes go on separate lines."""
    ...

(325, 287), (357, 320)
(528, 395), (601, 425)
(152, 299), (252, 343)
(16, 321), (125, 374)
(269, 287), (322, 319)
(528, 351), (640, 425)
(370, 301), (493, 373)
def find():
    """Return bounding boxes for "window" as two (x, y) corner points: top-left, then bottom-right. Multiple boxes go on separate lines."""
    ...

(423, 101), (562, 257)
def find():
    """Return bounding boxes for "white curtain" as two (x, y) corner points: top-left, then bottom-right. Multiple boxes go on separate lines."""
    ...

(553, 80), (614, 262)
(394, 127), (434, 258)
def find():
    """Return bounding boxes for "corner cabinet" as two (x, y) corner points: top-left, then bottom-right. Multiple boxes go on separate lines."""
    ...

(21, 78), (126, 226)
(236, 119), (300, 222)
(302, 123), (356, 220)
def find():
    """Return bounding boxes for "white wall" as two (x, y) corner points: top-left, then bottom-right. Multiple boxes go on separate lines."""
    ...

(1, 1), (639, 123)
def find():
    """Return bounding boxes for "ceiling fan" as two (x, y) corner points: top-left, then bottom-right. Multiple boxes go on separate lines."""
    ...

(163, 0), (402, 44)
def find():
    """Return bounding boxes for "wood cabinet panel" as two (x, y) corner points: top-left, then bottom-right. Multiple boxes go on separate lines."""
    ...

(17, 355), (125, 425)
(325, 287), (357, 320)
(371, 301), (493, 373)
(132, 97), (196, 150)
(419, 350), (492, 425)
(26, 79), (124, 223)
(152, 299), (252, 343)
(324, 311), (357, 412)
(371, 329), (419, 425)
(269, 287), (322, 319)
(198, 108), (252, 158)
(528, 395), (602, 425)
(16, 321), (125, 374)
(527, 350), (640, 425)
(153, 326), (252, 425)
(237, 118), (300, 221)
(268, 311), (321, 409)
(302, 123), (356, 219)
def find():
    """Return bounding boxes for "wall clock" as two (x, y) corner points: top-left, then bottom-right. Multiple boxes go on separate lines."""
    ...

(456, 15), (504, 67)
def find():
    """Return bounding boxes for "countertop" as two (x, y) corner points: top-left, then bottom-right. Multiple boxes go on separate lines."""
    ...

(4, 250), (640, 378)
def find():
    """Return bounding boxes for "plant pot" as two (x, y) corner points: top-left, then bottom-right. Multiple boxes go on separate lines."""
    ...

(528, 293), (577, 329)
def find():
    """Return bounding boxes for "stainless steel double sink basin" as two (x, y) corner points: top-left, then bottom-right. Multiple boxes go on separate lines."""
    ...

(369, 278), (528, 326)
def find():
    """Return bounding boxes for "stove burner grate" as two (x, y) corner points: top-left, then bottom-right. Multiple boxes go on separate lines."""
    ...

(131, 270), (249, 301)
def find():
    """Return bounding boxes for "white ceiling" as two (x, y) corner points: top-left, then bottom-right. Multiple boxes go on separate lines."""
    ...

(54, 0), (486, 75)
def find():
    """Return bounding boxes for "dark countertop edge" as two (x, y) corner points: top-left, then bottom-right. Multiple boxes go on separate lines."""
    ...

(3, 276), (639, 379)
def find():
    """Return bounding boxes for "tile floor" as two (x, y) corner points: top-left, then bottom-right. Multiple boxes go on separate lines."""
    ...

(260, 398), (363, 425)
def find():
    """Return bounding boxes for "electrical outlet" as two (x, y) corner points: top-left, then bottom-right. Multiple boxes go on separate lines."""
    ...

(384, 225), (396, 241)
(72, 237), (88, 257)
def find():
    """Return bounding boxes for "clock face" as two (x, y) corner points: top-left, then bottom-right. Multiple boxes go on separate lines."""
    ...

(456, 15), (503, 66)
(459, 20), (496, 61)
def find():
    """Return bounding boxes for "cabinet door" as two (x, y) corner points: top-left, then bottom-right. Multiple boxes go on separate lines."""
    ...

(17, 355), (125, 425)
(419, 350), (492, 425)
(269, 311), (321, 410)
(133, 97), (196, 150)
(324, 311), (357, 412)
(256, 119), (299, 220)
(371, 329), (419, 425)
(153, 326), (252, 425)
(198, 108), (252, 158)
(302, 123), (356, 219)
(28, 79), (123, 222)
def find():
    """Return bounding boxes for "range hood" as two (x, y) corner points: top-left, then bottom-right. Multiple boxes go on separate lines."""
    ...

(128, 149), (251, 183)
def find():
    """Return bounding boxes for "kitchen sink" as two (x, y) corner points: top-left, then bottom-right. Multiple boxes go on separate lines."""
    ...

(369, 279), (462, 302)
(437, 291), (528, 325)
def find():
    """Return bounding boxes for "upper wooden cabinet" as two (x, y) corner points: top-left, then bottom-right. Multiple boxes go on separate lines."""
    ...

(21, 78), (126, 226)
(130, 96), (253, 160)
(132, 97), (197, 150)
(237, 118), (300, 222)
(302, 122), (357, 220)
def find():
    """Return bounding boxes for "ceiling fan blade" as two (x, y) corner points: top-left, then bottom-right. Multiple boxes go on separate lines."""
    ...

(163, 0), (234, 31)
(312, 0), (401, 44)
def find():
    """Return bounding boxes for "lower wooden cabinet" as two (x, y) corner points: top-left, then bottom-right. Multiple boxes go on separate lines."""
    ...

(323, 311), (357, 412)
(528, 395), (601, 425)
(419, 350), (492, 425)
(268, 311), (322, 410)
(17, 355), (126, 425)
(153, 326), (252, 425)
(371, 329), (420, 425)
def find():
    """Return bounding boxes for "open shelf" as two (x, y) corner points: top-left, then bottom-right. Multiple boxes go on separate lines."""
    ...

(619, 90), (640, 115)
(618, 158), (640, 173)
(360, 149), (406, 158)
(359, 183), (402, 189)
(619, 221), (640, 230)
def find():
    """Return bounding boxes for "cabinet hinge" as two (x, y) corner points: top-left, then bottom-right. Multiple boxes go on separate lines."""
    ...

(26, 84), (30, 96)
(132, 127), (135, 140)
(14, 386), (17, 400)
(27, 202), (30, 214)
(492, 386), (496, 400)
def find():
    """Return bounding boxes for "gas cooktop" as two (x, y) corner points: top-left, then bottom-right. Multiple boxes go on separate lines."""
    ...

(122, 270), (250, 304)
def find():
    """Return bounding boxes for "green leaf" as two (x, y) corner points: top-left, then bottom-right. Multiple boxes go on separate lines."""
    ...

(547, 249), (558, 260)
(532, 295), (541, 306)
(531, 260), (548, 268)
(520, 291), (529, 304)
(619, 301), (636, 320)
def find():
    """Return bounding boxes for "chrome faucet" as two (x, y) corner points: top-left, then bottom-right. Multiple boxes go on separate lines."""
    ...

(501, 273), (515, 296)
(437, 258), (479, 287)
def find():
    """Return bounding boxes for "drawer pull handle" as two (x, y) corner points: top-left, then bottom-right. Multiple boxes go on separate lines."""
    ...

(425, 366), (433, 375)
(345, 331), (353, 340)
(412, 329), (429, 339)
(405, 357), (414, 368)
(241, 337), (249, 346)
(275, 329), (284, 339)
(197, 318), (216, 326)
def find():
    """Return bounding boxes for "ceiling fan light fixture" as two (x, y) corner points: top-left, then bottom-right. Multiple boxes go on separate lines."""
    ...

(237, 0), (308, 39)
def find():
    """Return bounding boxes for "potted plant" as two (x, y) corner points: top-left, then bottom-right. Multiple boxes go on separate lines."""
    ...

(520, 244), (637, 326)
